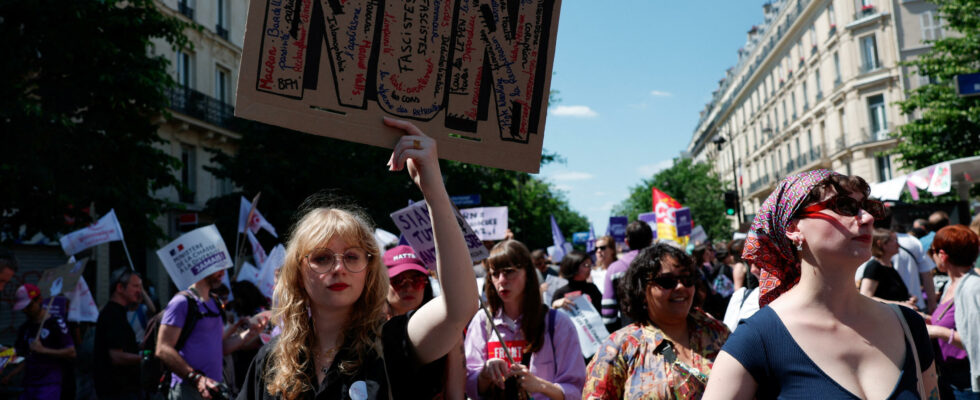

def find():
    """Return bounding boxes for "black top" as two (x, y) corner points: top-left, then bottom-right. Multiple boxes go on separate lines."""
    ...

(237, 313), (447, 400)
(862, 259), (911, 302)
(723, 306), (933, 399)
(552, 280), (603, 314)
(94, 301), (140, 396)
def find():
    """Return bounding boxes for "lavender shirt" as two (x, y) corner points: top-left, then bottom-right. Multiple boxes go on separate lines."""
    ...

(601, 250), (638, 326)
(464, 309), (586, 399)
(932, 299), (967, 362)
(161, 294), (224, 386)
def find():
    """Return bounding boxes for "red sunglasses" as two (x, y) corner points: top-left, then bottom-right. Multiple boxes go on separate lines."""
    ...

(797, 195), (886, 220)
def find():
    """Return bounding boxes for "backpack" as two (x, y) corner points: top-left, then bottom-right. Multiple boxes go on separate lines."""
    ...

(139, 291), (205, 393)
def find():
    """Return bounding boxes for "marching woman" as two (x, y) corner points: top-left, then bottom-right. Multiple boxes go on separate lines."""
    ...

(703, 170), (938, 400)
(464, 240), (586, 399)
(237, 117), (479, 400)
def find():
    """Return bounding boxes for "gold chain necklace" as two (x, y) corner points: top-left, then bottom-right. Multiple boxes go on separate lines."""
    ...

(317, 346), (340, 377)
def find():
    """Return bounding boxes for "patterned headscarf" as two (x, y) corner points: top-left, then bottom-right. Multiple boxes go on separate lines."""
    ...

(742, 169), (839, 306)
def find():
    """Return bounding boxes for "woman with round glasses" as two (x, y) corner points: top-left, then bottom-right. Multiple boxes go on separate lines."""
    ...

(583, 243), (730, 399)
(925, 225), (980, 398)
(237, 118), (479, 400)
(703, 170), (938, 400)
(464, 239), (586, 399)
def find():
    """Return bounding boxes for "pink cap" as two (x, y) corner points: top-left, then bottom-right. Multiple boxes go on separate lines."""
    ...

(13, 283), (41, 311)
(383, 245), (429, 278)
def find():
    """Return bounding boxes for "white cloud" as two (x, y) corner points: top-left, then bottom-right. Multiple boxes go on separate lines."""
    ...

(637, 159), (674, 177)
(551, 105), (598, 118)
(650, 90), (673, 97)
(550, 171), (594, 181)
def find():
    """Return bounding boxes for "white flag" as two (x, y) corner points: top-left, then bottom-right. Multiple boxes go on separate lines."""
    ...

(238, 197), (278, 238)
(257, 245), (285, 298)
(59, 209), (125, 256)
(247, 230), (268, 266)
(67, 276), (99, 323)
(156, 225), (233, 290)
(236, 262), (262, 286)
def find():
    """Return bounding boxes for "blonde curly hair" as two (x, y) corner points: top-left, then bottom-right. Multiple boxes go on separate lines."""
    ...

(265, 207), (388, 398)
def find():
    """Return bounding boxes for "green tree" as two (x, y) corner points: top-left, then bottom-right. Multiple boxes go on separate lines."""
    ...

(612, 158), (733, 242)
(891, 0), (980, 178)
(0, 1), (189, 251)
(205, 125), (588, 253)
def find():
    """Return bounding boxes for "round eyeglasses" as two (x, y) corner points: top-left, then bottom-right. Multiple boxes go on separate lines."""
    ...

(305, 248), (372, 273)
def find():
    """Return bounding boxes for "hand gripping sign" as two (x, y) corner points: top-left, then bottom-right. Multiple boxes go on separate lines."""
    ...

(236, 0), (562, 173)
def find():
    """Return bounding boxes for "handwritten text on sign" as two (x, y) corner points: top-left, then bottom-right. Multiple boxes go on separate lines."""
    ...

(239, 0), (562, 173)
(390, 201), (488, 269)
(460, 206), (508, 241)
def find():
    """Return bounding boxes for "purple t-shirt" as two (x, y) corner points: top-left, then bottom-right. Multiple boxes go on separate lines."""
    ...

(162, 294), (224, 386)
(932, 299), (967, 362)
(601, 250), (639, 326)
(15, 315), (74, 389)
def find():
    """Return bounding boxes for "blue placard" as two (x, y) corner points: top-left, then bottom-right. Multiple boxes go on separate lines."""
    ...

(608, 216), (628, 244)
(450, 194), (482, 206)
(956, 73), (980, 97)
(674, 207), (692, 237)
(572, 231), (589, 245)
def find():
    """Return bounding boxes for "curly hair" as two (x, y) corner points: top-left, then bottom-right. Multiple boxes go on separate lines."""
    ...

(483, 240), (547, 354)
(264, 206), (387, 399)
(619, 243), (697, 326)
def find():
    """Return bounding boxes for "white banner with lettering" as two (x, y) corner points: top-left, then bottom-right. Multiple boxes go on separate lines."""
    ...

(557, 294), (610, 358)
(156, 225), (233, 290)
(59, 209), (124, 256)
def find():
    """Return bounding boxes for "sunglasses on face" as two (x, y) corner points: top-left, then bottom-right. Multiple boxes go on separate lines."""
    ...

(391, 275), (427, 291)
(596, 245), (612, 251)
(649, 274), (697, 289)
(798, 195), (886, 220)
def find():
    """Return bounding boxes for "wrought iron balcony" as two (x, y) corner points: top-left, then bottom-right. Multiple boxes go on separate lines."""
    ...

(810, 146), (822, 160)
(835, 136), (847, 152)
(216, 25), (229, 40)
(166, 85), (236, 130)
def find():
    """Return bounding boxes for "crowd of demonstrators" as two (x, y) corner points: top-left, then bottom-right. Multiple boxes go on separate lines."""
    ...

(584, 243), (731, 399)
(237, 118), (479, 400)
(12, 283), (77, 400)
(464, 240), (586, 400)
(926, 225), (980, 399)
(550, 250), (602, 315)
(721, 240), (761, 333)
(601, 221), (654, 332)
(704, 170), (939, 399)
(94, 269), (144, 400)
(589, 236), (617, 297)
(691, 243), (734, 319)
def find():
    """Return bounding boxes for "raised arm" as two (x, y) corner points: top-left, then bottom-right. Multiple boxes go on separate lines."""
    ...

(384, 117), (479, 364)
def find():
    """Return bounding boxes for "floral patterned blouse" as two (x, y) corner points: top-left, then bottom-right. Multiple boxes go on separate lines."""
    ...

(583, 309), (730, 399)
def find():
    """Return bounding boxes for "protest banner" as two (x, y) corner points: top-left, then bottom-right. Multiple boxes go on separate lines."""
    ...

(156, 225), (234, 290)
(67, 277), (99, 323)
(585, 225), (596, 254)
(237, 262), (262, 286)
(258, 245), (286, 298)
(460, 206), (508, 241)
(652, 187), (683, 244)
(59, 210), (124, 256)
(674, 207), (692, 237)
(37, 258), (87, 299)
(607, 216), (628, 244)
(235, 0), (563, 173)
(556, 293), (609, 358)
(238, 196), (277, 238)
(390, 201), (488, 269)
(246, 230), (269, 266)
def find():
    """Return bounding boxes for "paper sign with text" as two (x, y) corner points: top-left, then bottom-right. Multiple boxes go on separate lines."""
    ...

(557, 294), (609, 358)
(156, 225), (233, 290)
(390, 201), (488, 269)
(460, 206), (508, 241)
(235, 0), (563, 173)
(38, 258), (88, 298)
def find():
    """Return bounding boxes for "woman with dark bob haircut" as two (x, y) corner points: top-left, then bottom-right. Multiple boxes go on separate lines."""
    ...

(583, 243), (730, 398)
(551, 250), (602, 315)
(704, 170), (938, 400)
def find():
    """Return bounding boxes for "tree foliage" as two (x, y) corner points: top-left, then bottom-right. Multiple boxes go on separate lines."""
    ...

(0, 0), (189, 250)
(891, 0), (980, 175)
(612, 158), (733, 242)
(206, 125), (588, 252)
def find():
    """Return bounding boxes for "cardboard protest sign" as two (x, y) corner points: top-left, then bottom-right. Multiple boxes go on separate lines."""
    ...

(156, 225), (233, 290)
(37, 258), (87, 298)
(556, 293), (609, 358)
(390, 201), (488, 269)
(236, 0), (563, 173)
(460, 206), (508, 241)
(690, 225), (708, 244)
(59, 209), (124, 256)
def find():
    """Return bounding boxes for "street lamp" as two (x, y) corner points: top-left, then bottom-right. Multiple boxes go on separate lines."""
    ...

(712, 134), (742, 223)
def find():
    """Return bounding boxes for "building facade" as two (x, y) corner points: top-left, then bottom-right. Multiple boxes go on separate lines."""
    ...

(687, 0), (943, 226)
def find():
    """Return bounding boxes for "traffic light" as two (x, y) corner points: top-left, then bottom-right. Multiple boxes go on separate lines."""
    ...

(723, 190), (738, 216)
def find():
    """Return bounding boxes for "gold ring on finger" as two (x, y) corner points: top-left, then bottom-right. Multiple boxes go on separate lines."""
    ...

(412, 139), (421, 150)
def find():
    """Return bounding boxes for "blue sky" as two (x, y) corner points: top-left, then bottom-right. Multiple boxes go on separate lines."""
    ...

(537, 0), (770, 235)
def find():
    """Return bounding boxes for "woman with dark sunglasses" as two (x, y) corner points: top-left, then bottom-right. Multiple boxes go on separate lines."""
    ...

(704, 170), (938, 400)
(583, 243), (730, 399)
